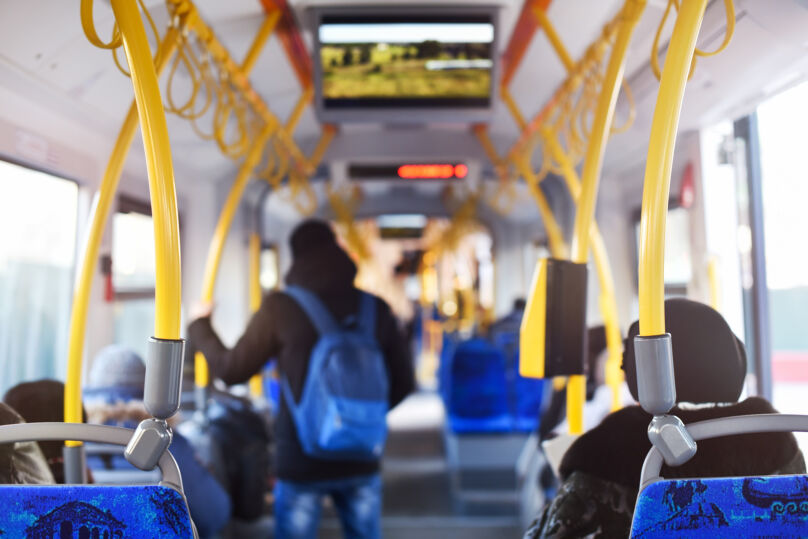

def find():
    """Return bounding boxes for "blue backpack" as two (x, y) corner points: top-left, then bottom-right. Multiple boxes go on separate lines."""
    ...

(282, 286), (389, 460)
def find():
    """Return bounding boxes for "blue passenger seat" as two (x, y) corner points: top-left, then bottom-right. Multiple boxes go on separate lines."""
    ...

(443, 337), (511, 433)
(493, 331), (545, 432)
(630, 415), (808, 538)
(0, 422), (197, 538)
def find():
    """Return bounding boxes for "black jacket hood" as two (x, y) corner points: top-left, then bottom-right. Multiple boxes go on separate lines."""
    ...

(285, 242), (358, 295)
(559, 397), (803, 489)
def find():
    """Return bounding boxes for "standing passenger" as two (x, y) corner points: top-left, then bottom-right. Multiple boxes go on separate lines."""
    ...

(188, 219), (415, 539)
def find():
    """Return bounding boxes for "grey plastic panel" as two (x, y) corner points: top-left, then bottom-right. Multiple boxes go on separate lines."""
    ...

(144, 337), (185, 419)
(639, 413), (808, 490)
(0, 422), (183, 492)
(62, 444), (87, 485)
(634, 334), (676, 415)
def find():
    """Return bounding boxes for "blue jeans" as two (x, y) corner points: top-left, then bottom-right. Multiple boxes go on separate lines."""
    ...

(274, 474), (382, 539)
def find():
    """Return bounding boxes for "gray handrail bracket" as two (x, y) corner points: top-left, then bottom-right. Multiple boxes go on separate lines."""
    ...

(648, 414), (697, 467)
(634, 333), (676, 415)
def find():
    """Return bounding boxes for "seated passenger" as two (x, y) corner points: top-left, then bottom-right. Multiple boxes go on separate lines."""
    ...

(4, 379), (85, 484)
(525, 299), (805, 539)
(84, 345), (232, 538)
(0, 402), (54, 484)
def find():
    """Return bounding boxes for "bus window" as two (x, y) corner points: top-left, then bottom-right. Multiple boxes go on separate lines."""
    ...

(756, 80), (808, 415)
(0, 159), (77, 394)
(111, 198), (156, 360)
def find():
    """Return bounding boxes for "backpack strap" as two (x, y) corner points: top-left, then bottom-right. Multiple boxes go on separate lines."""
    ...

(358, 292), (377, 338)
(285, 285), (339, 335)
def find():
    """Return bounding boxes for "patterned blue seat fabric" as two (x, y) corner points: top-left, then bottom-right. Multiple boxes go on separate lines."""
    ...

(0, 485), (193, 538)
(631, 475), (808, 538)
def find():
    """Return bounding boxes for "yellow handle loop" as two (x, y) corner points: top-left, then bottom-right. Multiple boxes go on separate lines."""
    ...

(80, 0), (123, 49)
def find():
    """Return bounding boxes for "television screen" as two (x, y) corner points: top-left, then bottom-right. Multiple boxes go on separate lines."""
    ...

(314, 10), (497, 121)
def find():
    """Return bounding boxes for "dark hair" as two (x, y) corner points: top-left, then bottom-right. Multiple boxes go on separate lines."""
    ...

(4, 379), (86, 483)
(622, 298), (746, 404)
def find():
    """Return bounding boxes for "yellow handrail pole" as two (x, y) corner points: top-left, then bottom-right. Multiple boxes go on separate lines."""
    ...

(194, 125), (275, 390)
(240, 9), (281, 75)
(112, 0), (183, 340)
(542, 128), (624, 413)
(501, 87), (528, 131)
(306, 124), (337, 174)
(531, 5), (575, 73)
(513, 156), (569, 259)
(639, 0), (708, 336)
(64, 26), (182, 433)
(285, 86), (315, 133)
(572, 0), (646, 264)
(247, 232), (265, 398)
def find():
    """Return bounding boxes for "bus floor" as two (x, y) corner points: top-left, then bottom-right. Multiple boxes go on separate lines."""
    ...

(323, 391), (523, 538)
(231, 392), (525, 538)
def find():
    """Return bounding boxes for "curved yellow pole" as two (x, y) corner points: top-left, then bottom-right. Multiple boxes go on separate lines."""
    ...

(64, 26), (181, 433)
(513, 155), (569, 259)
(572, 0), (646, 264)
(248, 232), (265, 398)
(639, 0), (708, 336)
(195, 125), (275, 389)
(112, 0), (182, 340)
(542, 129), (624, 424)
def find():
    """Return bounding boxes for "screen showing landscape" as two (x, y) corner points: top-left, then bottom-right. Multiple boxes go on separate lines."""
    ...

(318, 15), (495, 108)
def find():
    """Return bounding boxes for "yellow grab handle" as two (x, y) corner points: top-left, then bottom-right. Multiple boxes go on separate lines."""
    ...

(639, 0), (708, 336)
(112, 0), (182, 341)
(248, 233), (265, 398)
(566, 374), (586, 434)
(195, 125), (275, 388)
(572, 0), (646, 264)
(64, 21), (182, 438)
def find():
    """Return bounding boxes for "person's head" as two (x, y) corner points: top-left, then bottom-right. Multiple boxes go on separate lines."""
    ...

(622, 298), (746, 404)
(286, 219), (358, 292)
(289, 219), (339, 260)
(3, 380), (83, 483)
(84, 345), (159, 427)
(512, 298), (527, 313)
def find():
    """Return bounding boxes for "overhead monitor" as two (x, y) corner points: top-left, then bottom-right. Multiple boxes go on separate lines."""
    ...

(312, 6), (499, 123)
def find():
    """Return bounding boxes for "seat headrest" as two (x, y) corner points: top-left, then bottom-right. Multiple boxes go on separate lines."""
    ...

(622, 298), (746, 404)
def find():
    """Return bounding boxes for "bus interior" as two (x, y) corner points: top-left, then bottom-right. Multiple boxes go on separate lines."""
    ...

(3, 0), (808, 537)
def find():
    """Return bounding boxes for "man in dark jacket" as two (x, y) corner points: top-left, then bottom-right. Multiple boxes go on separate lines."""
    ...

(525, 299), (805, 538)
(188, 219), (415, 539)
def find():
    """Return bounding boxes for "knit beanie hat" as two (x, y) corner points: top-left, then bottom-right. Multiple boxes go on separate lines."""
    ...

(622, 298), (747, 404)
(84, 345), (146, 402)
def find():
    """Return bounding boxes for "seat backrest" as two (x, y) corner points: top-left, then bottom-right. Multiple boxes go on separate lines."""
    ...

(0, 484), (194, 538)
(492, 330), (545, 432)
(0, 422), (196, 538)
(445, 337), (511, 433)
(631, 475), (808, 538)
(631, 414), (808, 538)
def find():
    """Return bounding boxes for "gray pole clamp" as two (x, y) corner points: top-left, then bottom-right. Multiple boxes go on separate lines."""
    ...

(647, 414), (697, 467)
(634, 334), (676, 415)
(125, 337), (185, 470)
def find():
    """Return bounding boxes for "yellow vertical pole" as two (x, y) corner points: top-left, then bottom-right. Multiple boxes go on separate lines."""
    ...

(195, 126), (275, 390)
(64, 26), (181, 432)
(111, 0), (182, 340)
(248, 232), (265, 398)
(639, 0), (708, 336)
(572, 0), (646, 264)
(542, 129), (625, 417)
